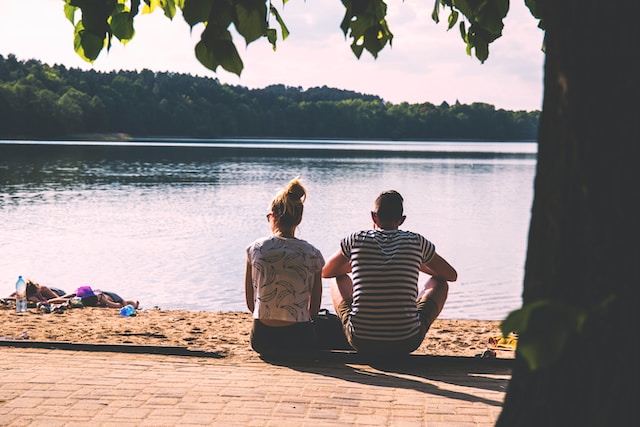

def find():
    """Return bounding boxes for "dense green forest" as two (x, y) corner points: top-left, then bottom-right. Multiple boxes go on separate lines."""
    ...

(0, 54), (539, 140)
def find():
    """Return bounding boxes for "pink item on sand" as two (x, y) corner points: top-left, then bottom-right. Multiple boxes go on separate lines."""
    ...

(76, 286), (95, 299)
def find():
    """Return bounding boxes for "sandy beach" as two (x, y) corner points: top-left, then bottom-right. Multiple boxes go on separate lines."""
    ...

(0, 304), (515, 361)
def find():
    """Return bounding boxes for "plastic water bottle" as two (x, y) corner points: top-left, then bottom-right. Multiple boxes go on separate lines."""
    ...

(119, 304), (135, 317)
(15, 276), (27, 313)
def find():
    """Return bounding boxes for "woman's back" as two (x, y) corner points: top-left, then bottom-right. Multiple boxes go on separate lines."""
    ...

(247, 235), (324, 322)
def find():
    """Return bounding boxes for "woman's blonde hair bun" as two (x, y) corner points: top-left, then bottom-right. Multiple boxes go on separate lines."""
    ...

(285, 178), (306, 202)
(270, 177), (307, 227)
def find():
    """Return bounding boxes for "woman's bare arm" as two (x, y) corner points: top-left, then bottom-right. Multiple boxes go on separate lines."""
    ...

(244, 259), (255, 313)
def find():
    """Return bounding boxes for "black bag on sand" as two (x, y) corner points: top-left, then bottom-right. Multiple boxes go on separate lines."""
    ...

(313, 308), (352, 350)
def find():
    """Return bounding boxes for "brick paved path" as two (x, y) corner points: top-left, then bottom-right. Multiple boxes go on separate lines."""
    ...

(0, 347), (511, 426)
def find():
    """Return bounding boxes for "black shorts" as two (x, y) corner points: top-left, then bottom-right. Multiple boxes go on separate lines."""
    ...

(336, 296), (439, 355)
(250, 319), (317, 357)
(101, 291), (124, 304)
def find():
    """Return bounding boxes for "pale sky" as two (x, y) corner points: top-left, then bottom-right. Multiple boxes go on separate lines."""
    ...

(0, 0), (545, 111)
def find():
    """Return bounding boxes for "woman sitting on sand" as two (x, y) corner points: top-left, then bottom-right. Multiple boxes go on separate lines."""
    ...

(245, 177), (325, 358)
(43, 286), (139, 309)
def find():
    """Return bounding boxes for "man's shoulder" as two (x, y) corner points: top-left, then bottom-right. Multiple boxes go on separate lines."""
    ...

(343, 229), (375, 239)
(345, 229), (424, 238)
(399, 230), (426, 239)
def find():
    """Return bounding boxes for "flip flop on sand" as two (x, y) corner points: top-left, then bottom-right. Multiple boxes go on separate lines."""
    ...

(475, 349), (496, 359)
(52, 303), (68, 314)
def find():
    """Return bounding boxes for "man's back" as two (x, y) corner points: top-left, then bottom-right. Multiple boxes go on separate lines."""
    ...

(342, 229), (435, 341)
(322, 189), (456, 355)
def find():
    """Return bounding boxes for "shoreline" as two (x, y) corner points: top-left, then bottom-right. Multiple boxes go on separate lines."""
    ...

(0, 306), (514, 361)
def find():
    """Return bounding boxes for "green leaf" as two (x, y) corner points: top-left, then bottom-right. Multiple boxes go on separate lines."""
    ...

(209, 1), (236, 28)
(350, 37), (365, 59)
(431, 0), (440, 23)
(235, 0), (268, 45)
(182, 0), (212, 27)
(452, 0), (473, 18)
(447, 9), (458, 30)
(525, 0), (546, 30)
(525, 0), (540, 19)
(341, 0), (390, 44)
(459, 20), (467, 42)
(73, 21), (105, 62)
(161, 0), (178, 19)
(131, 0), (141, 16)
(340, 13), (350, 37)
(474, 40), (489, 62)
(269, 5), (290, 40)
(142, 0), (158, 14)
(64, 3), (77, 24)
(502, 300), (585, 371)
(78, 3), (111, 36)
(475, 11), (503, 36)
(492, 0), (510, 19)
(266, 28), (277, 49)
(371, 0), (388, 18)
(196, 39), (243, 75)
(195, 25), (243, 75)
(432, 0), (509, 63)
(110, 12), (135, 41)
(362, 27), (382, 58)
(349, 15), (374, 41)
(345, 8), (392, 60)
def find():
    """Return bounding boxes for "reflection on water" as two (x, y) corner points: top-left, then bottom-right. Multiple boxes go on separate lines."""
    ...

(0, 140), (536, 320)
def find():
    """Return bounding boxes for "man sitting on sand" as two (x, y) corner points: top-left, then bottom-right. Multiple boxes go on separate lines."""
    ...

(322, 190), (457, 356)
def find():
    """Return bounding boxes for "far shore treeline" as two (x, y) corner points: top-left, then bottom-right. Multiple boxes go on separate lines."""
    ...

(0, 54), (539, 141)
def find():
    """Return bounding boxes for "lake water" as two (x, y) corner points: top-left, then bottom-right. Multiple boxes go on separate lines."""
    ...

(0, 139), (536, 320)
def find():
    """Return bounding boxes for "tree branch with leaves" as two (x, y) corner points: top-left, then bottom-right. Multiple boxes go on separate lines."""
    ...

(63, 0), (533, 75)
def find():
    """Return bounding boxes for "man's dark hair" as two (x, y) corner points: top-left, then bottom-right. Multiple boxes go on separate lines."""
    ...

(374, 190), (404, 222)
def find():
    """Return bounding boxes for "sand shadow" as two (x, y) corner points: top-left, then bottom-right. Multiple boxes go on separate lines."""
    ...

(261, 351), (513, 407)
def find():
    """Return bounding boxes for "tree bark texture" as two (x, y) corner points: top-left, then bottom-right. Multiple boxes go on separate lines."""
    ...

(497, 1), (639, 426)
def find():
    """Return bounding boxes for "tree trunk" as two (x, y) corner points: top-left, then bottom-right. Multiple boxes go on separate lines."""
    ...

(496, 1), (639, 426)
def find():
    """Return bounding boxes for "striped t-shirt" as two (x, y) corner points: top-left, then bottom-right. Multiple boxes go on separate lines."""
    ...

(340, 229), (435, 341)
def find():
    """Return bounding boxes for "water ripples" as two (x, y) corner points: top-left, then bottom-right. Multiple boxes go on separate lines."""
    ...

(1, 140), (535, 319)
